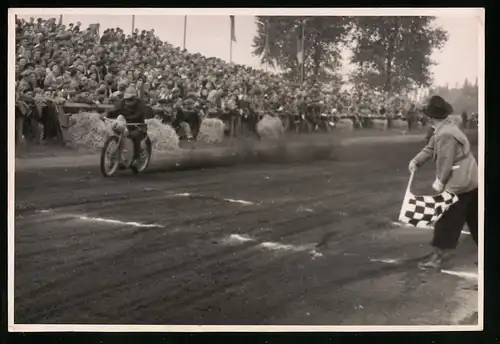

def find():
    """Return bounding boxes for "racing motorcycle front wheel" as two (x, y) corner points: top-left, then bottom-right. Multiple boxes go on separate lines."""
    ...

(100, 135), (122, 177)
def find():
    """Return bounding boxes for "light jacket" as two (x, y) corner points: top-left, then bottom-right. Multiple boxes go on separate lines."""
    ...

(412, 118), (478, 195)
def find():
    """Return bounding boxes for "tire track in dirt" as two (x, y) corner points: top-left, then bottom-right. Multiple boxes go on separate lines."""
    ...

(14, 137), (479, 325)
(14, 149), (414, 322)
(16, 161), (408, 308)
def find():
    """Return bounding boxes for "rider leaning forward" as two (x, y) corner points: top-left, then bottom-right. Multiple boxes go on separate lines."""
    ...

(101, 86), (153, 166)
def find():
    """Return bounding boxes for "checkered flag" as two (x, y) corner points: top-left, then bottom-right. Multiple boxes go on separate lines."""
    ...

(398, 172), (459, 228)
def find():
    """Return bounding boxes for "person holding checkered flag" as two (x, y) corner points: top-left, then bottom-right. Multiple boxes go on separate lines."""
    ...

(407, 95), (478, 269)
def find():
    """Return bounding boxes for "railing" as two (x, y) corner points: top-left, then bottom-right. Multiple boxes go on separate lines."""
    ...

(62, 102), (115, 114)
(26, 99), (441, 143)
(61, 102), (244, 137)
(58, 101), (414, 137)
(60, 101), (409, 120)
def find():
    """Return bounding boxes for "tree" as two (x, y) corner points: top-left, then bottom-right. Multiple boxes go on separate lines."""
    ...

(349, 16), (448, 93)
(252, 16), (352, 84)
(428, 82), (478, 114)
(348, 65), (388, 93)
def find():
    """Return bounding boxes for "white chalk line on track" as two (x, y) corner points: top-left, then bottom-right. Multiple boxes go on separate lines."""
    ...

(226, 234), (253, 243)
(77, 216), (164, 228)
(224, 199), (255, 205)
(227, 233), (478, 278)
(35, 209), (164, 228)
(369, 258), (401, 264)
(36, 211), (477, 282)
(441, 269), (478, 280)
(392, 221), (471, 235)
(174, 192), (256, 205)
(224, 234), (323, 258)
(369, 256), (478, 281)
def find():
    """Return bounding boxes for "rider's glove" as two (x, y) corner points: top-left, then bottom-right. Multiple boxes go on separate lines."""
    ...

(432, 178), (445, 193)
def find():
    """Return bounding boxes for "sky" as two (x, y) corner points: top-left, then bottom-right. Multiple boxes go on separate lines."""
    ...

(15, 9), (482, 88)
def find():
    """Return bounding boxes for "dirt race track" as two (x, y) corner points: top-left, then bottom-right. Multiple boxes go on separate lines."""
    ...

(14, 131), (480, 326)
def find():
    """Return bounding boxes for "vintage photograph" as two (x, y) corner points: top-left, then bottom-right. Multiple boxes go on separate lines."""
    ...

(10, 8), (483, 330)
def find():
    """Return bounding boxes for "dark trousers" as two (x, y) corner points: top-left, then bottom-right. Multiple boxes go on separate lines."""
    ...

(432, 188), (478, 250)
(173, 110), (201, 140)
(407, 117), (415, 131)
(128, 126), (146, 160)
(40, 105), (61, 141)
(22, 116), (41, 141)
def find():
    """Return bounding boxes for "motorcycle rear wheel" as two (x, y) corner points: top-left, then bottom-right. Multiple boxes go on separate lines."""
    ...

(131, 137), (152, 175)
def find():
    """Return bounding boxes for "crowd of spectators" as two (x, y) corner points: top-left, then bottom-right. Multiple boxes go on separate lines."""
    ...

(15, 16), (418, 123)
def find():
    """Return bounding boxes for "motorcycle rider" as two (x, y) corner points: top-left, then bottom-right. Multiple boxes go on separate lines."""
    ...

(101, 86), (152, 166)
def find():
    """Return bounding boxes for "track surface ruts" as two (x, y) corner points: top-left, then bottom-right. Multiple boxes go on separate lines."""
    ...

(14, 136), (479, 325)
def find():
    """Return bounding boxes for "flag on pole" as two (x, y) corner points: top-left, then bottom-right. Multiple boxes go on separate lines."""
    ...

(398, 172), (458, 228)
(297, 20), (304, 65)
(230, 15), (236, 42)
(183, 15), (187, 50)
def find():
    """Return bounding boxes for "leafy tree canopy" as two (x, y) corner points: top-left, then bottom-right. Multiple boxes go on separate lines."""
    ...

(349, 16), (448, 93)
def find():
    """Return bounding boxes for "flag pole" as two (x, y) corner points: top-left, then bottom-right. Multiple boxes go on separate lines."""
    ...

(183, 15), (187, 50)
(131, 15), (135, 35)
(300, 19), (305, 84)
(229, 20), (233, 64)
(257, 18), (269, 72)
(265, 20), (269, 73)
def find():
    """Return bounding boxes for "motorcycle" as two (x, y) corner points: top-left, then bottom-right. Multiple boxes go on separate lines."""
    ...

(99, 116), (152, 177)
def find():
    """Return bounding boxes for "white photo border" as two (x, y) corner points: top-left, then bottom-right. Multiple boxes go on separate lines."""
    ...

(7, 7), (485, 333)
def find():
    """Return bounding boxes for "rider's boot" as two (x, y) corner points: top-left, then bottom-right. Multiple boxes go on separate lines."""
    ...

(131, 139), (142, 167)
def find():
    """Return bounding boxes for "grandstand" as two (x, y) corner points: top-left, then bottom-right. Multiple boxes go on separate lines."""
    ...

(15, 16), (463, 146)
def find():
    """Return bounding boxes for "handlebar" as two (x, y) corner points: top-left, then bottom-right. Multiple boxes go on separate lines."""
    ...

(101, 117), (144, 127)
